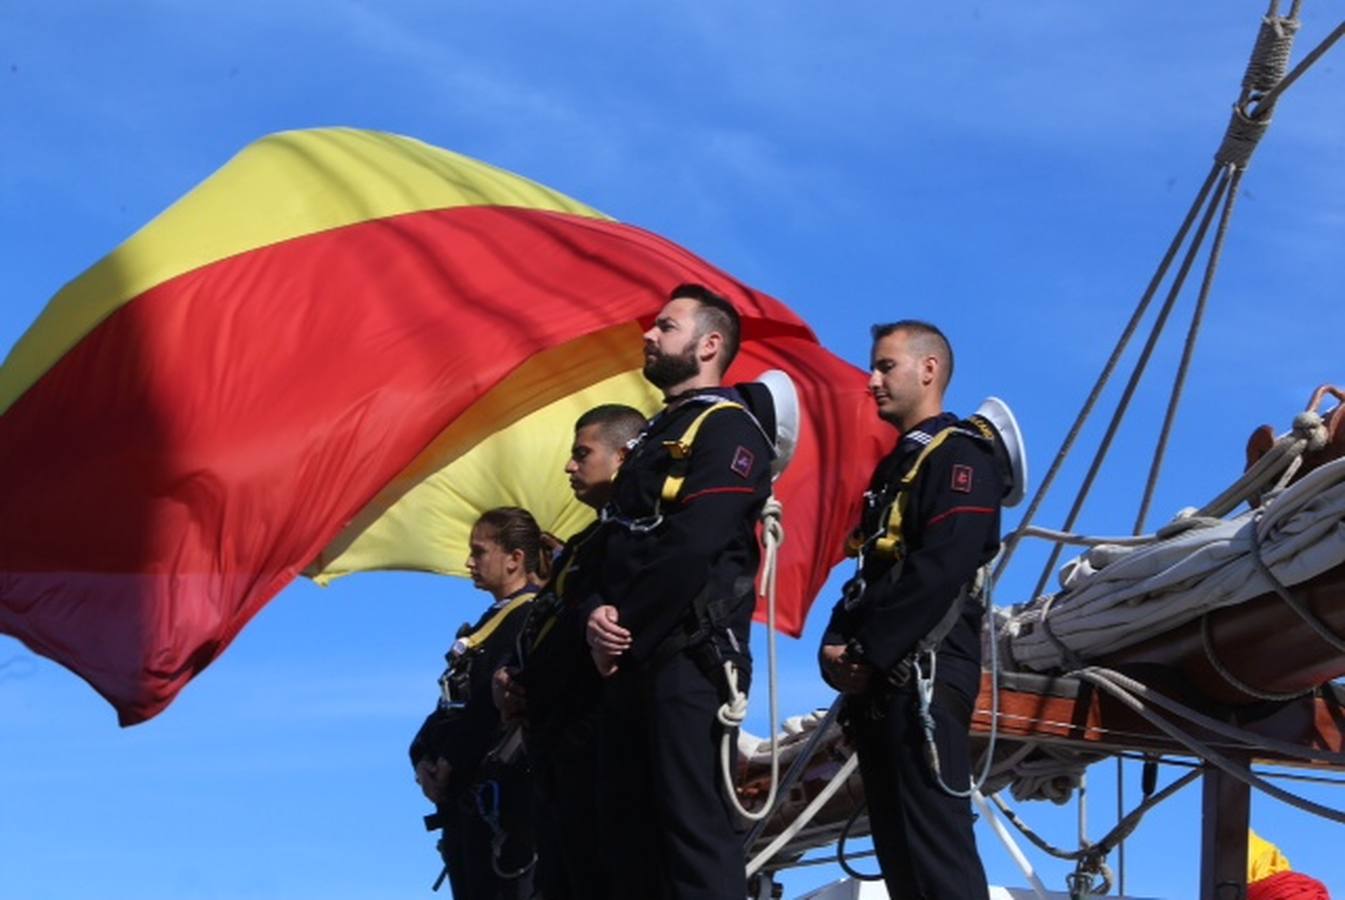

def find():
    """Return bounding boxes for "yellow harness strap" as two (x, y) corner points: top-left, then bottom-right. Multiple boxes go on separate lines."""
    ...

(871, 419), (995, 559)
(529, 529), (599, 652)
(460, 589), (538, 654)
(659, 401), (748, 504)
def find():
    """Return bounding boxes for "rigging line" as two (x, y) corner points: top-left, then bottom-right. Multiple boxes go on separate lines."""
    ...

(1134, 166), (1245, 533)
(745, 752), (860, 877)
(986, 767), (1202, 863)
(1014, 525), (1155, 547)
(1083, 666), (1345, 766)
(740, 696), (843, 851)
(1250, 19), (1345, 118)
(1029, 167), (1234, 602)
(1115, 750), (1202, 768)
(836, 801), (883, 881)
(1076, 669), (1345, 825)
(1107, 752), (1345, 783)
(993, 164), (1222, 583)
(779, 849), (878, 870)
(1248, 515), (1345, 655)
(1254, 767), (1345, 788)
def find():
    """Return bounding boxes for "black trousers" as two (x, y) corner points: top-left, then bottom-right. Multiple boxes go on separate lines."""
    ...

(439, 779), (538, 900)
(846, 682), (990, 900)
(529, 714), (610, 900)
(597, 650), (747, 900)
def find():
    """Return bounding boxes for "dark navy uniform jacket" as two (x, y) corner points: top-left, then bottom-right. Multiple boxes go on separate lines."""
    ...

(513, 521), (605, 751)
(823, 412), (1008, 700)
(593, 388), (774, 668)
(410, 588), (535, 798)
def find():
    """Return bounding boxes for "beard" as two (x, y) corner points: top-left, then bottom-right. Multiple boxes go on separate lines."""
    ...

(642, 343), (701, 389)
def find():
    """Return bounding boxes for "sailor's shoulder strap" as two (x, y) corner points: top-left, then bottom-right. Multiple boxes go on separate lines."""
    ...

(525, 525), (604, 655)
(874, 420), (995, 557)
(459, 588), (539, 655)
(898, 419), (994, 489)
(659, 399), (752, 504)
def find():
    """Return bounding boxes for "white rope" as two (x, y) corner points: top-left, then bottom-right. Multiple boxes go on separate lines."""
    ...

(1196, 410), (1324, 519)
(719, 497), (784, 822)
(744, 752), (861, 877)
(1007, 454), (1345, 670)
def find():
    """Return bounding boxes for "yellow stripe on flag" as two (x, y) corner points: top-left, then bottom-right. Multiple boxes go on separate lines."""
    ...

(307, 325), (660, 583)
(1, 128), (608, 415)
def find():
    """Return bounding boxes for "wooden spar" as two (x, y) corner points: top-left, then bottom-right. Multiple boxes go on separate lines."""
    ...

(969, 671), (1345, 762)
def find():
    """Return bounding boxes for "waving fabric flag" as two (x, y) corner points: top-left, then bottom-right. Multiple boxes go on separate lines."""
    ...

(0, 128), (892, 725)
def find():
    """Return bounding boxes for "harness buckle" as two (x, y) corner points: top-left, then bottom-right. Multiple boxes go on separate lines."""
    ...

(841, 574), (867, 611)
(599, 505), (665, 534)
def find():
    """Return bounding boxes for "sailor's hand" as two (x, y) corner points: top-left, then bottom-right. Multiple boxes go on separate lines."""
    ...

(592, 644), (622, 678)
(821, 644), (874, 694)
(492, 666), (527, 721)
(587, 605), (631, 654)
(414, 757), (452, 805)
(587, 605), (630, 678)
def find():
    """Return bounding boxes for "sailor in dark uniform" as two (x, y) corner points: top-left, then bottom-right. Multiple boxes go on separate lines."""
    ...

(585, 284), (774, 900)
(410, 507), (549, 900)
(820, 321), (1011, 900)
(492, 403), (648, 900)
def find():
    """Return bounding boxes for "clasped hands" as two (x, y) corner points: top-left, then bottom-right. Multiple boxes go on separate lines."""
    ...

(586, 604), (631, 677)
(820, 643), (876, 694)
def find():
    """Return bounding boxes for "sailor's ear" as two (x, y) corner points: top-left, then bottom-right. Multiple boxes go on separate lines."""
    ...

(920, 353), (940, 387)
(698, 329), (724, 364)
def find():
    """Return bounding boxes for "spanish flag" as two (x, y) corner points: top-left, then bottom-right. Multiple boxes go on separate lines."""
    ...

(0, 129), (891, 725)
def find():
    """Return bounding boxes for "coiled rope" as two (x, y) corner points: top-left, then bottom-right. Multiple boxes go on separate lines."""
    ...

(718, 497), (784, 821)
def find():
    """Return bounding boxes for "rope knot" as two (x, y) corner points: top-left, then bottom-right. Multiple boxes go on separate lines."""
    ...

(1215, 12), (1301, 169)
(760, 495), (785, 545)
(716, 661), (749, 728)
(1293, 410), (1327, 450)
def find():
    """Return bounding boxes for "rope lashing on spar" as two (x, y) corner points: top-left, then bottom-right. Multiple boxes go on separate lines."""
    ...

(1199, 495), (1345, 701)
(1215, 1), (1302, 169)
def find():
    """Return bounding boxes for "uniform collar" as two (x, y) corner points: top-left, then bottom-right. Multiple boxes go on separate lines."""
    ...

(662, 385), (739, 411)
(899, 412), (959, 451)
(490, 583), (539, 611)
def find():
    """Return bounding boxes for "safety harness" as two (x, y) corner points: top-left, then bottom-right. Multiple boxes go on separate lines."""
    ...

(846, 416), (998, 565)
(840, 416), (1000, 796)
(515, 526), (601, 666)
(438, 586), (538, 710)
(596, 392), (775, 672)
(427, 585), (540, 891)
(601, 393), (773, 534)
(659, 399), (750, 502)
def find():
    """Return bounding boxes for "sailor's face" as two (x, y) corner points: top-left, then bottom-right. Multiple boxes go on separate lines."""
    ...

(464, 524), (517, 596)
(642, 298), (703, 389)
(869, 331), (923, 426)
(565, 424), (625, 509)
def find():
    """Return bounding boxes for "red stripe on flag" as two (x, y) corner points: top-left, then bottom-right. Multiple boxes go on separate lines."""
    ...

(0, 205), (890, 723)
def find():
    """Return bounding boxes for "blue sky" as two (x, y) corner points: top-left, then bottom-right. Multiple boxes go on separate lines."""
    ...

(3, 2), (1344, 897)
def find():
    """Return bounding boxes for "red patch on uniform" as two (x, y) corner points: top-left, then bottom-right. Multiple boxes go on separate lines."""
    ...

(730, 445), (755, 478)
(951, 464), (974, 493)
